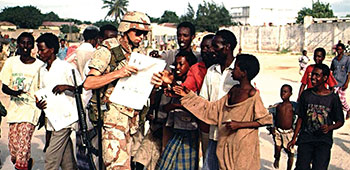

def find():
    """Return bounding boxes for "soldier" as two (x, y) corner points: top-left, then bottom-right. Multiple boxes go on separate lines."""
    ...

(83, 11), (151, 170)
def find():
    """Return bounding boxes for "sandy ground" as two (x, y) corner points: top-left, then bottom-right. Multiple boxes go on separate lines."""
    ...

(0, 53), (349, 170)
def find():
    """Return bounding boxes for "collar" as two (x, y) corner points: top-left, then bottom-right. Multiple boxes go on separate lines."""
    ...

(213, 60), (235, 74)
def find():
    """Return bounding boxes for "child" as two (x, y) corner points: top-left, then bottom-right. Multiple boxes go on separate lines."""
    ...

(298, 47), (337, 100)
(35, 33), (79, 170)
(299, 50), (309, 75)
(269, 84), (297, 170)
(173, 54), (272, 170)
(155, 51), (199, 170)
(0, 32), (44, 170)
(288, 64), (344, 170)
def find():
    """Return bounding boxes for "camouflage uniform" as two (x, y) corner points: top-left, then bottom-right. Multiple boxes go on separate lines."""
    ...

(89, 14), (150, 168)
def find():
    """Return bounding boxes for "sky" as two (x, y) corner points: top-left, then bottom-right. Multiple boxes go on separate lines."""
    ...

(1, 0), (349, 22)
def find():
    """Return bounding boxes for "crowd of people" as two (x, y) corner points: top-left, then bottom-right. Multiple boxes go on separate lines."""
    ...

(0, 10), (348, 170)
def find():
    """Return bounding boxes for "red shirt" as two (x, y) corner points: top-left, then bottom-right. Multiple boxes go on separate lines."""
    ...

(301, 65), (337, 88)
(182, 62), (209, 133)
(182, 61), (207, 93)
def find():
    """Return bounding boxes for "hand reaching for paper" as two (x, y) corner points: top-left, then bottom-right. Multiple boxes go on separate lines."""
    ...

(35, 96), (47, 110)
(52, 85), (74, 95)
(117, 65), (138, 78)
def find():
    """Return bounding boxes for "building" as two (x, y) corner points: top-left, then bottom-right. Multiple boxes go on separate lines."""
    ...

(39, 21), (75, 30)
(0, 21), (16, 30)
(230, 6), (297, 26)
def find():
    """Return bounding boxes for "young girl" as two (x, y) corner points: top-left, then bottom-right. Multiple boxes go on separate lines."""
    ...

(155, 51), (198, 170)
(173, 54), (272, 170)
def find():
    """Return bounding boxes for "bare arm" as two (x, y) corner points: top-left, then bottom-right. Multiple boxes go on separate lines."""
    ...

(223, 120), (262, 131)
(2, 84), (24, 97)
(287, 117), (302, 151)
(83, 66), (137, 90)
(298, 84), (306, 101)
(342, 73), (350, 90)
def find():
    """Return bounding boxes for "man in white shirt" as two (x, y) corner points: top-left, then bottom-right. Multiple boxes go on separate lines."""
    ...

(36, 33), (80, 170)
(76, 26), (99, 79)
(199, 30), (239, 170)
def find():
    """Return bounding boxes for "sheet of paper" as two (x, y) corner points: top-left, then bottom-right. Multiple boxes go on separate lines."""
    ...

(35, 88), (78, 131)
(109, 52), (166, 110)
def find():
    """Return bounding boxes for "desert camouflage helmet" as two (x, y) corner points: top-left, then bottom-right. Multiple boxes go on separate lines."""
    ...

(118, 11), (151, 33)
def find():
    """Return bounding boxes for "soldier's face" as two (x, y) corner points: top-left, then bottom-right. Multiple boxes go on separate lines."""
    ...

(127, 29), (148, 47)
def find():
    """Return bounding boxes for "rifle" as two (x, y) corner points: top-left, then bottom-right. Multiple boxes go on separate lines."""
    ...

(72, 70), (97, 170)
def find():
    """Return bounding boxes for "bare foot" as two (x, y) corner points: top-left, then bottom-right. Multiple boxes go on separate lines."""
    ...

(273, 159), (279, 169)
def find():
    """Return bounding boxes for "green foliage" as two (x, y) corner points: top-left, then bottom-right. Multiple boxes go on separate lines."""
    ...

(296, 1), (335, 24)
(93, 20), (117, 28)
(195, 1), (233, 32)
(83, 21), (92, 24)
(62, 18), (83, 25)
(150, 1), (233, 32)
(179, 3), (195, 23)
(60, 24), (80, 33)
(102, 0), (129, 23)
(159, 10), (180, 23)
(149, 16), (160, 23)
(43, 12), (61, 21)
(0, 6), (43, 28)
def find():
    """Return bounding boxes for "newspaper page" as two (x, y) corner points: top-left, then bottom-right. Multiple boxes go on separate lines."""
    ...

(109, 52), (166, 110)
(35, 88), (78, 131)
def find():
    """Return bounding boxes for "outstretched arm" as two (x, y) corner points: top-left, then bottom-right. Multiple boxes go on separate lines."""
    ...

(83, 66), (137, 90)
(223, 120), (262, 131)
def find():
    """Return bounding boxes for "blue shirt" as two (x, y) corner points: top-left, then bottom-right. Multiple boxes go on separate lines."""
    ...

(57, 47), (68, 60)
(331, 55), (350, 87)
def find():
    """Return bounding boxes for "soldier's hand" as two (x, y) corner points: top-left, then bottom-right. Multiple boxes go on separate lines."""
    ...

(118, 65), (138, 78)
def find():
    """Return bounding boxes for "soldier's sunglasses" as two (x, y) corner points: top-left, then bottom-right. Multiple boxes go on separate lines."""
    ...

(135, 30), (148, 36)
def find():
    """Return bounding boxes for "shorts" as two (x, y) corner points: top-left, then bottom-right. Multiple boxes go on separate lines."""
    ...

(273, 128), (295, 153)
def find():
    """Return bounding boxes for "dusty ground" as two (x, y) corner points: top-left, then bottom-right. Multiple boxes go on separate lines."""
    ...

(0, 53), (349, 170)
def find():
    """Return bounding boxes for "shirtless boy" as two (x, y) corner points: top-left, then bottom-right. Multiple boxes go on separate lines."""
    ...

(270, 84), (296, 170)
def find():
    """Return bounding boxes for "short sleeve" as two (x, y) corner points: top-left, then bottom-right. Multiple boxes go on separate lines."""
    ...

(0, 58), (12, 86)
(88, 47), (111, 73)
(254, 93), (273, 125)
(331, 94), (344, 123)
(301, 65), (312, 85)
(327, 72), (338, 87)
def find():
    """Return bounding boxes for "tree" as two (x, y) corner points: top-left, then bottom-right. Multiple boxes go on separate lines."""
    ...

(60, 24), (80, 33)
(102, 0), (128, 23)
(180, 3), (195, 23)
(43, 11), (61, 21)
(0, 6), (43, 28)
(296, 1), (335, 24)
(195, 1), (233, 32)
(149, 16), (160, 23)
(93, 19), (117, 28)
(159, 10), (180, 24)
